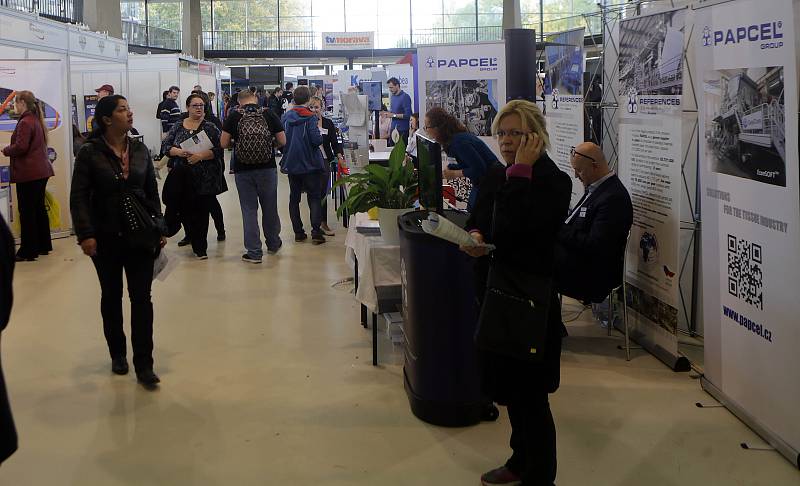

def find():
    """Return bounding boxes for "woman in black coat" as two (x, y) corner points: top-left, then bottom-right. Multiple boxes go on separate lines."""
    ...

(309, 96), (343, 236)
(462, 100), (570, 486)
(162, 94), (227, 259)
(70, 95), (166, 389)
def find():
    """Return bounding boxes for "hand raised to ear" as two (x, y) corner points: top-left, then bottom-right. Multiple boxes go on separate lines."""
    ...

(515, 132), (544, 166)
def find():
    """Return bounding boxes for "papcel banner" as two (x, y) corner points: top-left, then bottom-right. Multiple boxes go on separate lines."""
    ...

(696, 0), (800, 467)
(322, 32), (374, 50)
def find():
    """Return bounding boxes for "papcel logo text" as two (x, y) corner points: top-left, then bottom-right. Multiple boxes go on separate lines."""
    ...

(435, 57), (498, 71)
(705, 21), (784, 50)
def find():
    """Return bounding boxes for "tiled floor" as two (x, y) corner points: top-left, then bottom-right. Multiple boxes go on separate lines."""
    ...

(1, 173), (798, 485)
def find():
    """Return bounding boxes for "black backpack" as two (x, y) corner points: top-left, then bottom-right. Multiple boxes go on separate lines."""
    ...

(235, 106), (275, 165)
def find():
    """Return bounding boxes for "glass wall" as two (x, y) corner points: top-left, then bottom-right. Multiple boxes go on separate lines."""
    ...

(126, 0), (601, 51)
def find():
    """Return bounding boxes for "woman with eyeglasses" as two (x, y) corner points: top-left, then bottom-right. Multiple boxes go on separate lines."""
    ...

(70, 95), (166, 389)
(162, 94), (227, 259)
(424, 107), (502, 211)
(460, 100), (571, 486)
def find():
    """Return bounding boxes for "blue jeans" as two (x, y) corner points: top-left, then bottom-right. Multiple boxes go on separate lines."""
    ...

(288, 171), (323, 237)
(235, 168), (282, 258)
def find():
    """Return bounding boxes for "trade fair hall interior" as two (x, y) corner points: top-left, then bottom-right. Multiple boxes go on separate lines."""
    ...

(0, 0), (798, 484)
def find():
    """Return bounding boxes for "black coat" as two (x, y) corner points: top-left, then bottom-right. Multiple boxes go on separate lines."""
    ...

(466, 155), (572, 403)
(0, 214), (16, 463)
(555, 174), (633, 303)
(319, 117), (343, 163)
(70, 138), (162, 243)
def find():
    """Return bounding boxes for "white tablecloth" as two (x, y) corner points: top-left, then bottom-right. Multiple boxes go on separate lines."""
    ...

(345, 213), (401, 313)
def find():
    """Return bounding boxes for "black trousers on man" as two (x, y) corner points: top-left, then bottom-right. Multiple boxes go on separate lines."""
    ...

(91, 237), (155, 372)
(16, 178), (52, 259)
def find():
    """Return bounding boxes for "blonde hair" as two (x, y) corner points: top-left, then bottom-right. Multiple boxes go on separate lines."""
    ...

(309, 95), (325, 109)
(491, 99), (549, 150)
(15, 90), (48, 144)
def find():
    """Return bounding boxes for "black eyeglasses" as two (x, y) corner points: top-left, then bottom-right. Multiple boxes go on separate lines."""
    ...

(570, 146), (596, 163)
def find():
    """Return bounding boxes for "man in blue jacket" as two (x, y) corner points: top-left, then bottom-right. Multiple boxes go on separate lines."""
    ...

(381, 77), (412, 147)
(281, 86), (326, 245)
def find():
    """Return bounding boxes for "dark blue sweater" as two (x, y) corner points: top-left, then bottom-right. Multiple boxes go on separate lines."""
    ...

(389, 90), (412, 132)
(445, 132), (500, 211)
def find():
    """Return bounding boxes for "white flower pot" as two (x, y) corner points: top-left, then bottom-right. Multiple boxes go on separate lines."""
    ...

(378, 207), (413, 245)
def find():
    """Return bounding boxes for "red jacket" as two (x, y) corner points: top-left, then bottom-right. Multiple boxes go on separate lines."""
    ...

(2, 111), (54, 183)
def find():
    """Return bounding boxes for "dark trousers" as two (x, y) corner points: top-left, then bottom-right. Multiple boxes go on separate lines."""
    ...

(185, 195), (216, 254)
(319, 163), (333, 225)
(91, 237), (155, 372)
(16, 178), (51, 258)
(0, 334), (17, 464)
(288, 172), (323, 237)
(505, 395), (557, 486)
(209, 196), (225, 235)
(387, 130), (409, 148)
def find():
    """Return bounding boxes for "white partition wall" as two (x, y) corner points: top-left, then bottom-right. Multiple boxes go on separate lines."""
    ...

(128, 54), (221, 157)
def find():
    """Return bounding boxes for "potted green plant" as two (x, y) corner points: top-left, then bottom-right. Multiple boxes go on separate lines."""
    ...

(334, 139), (418, 244)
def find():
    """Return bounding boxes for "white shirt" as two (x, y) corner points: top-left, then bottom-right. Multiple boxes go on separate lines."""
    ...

(565, 171), (615, 224)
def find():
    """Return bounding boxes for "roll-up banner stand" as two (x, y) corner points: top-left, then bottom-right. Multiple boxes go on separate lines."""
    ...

(543, 27), (585, 208)
(386, 64), (416, 113)
(695, 0), (800, 468)
(617, 7), (691, 372)
(415, 41), (506, 154)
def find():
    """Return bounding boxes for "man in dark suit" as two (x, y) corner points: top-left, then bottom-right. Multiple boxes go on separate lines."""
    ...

(555, 142), (633, 303)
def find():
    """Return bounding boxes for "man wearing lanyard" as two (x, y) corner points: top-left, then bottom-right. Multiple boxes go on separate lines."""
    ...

(381, 77), (412, 147)
(555, 142), (633, 303)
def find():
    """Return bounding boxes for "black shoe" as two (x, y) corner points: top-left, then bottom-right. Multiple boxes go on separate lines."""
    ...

(217, 231), (226, 242)
(241, 253), (262, 264)
(295, 233), (308, 242)
(177, 237), (191, 247)
(136, 370), (161, 389)
(15, 252), (36, 262)
(312, 234), (326, 245)
(111, 356), (129, 375)
(39, 250), (51, 256)
(195, 252), (208, 260)
(267, 241), (283, 255)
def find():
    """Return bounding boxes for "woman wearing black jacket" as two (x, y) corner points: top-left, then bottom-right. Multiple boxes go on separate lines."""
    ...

(70, 95), (166, 389)
(162, 94), (227, 259)
(309, 96), (343, 236)
(462, 100), (570, 486)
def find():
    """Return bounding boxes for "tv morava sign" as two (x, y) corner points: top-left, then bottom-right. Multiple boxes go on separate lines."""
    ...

(321, 32), (374, 50)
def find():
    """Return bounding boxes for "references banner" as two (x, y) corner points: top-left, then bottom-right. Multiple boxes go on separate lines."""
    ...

(543, 27), (585, 208)
(0, 59), (70, 234)
(416, 42), (506, 137)
(696, 0), (800, 465)
(617, 8), (687, 361)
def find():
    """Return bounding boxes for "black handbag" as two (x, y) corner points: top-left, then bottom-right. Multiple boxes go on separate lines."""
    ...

(106, 153), (164, 255)
(475, 203), (553, 362)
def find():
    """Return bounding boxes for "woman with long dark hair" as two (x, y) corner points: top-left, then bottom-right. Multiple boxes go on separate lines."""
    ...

(461, 100), (570, 486)
(2, 90), (54, 261)
(162, 94), (226, 259)
(70, 95), (166, 389)
(424, 107), (501, 212)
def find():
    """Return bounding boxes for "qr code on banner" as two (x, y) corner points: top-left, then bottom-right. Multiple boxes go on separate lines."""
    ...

(727, 235), (764, 310)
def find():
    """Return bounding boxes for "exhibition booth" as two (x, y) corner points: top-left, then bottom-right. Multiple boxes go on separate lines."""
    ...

(127, 53), (223, 157)
(339, 0), (799, 468)
(0, 8), (132, 238)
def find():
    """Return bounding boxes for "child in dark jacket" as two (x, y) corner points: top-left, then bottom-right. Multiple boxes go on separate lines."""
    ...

(280, 86), (326, 245)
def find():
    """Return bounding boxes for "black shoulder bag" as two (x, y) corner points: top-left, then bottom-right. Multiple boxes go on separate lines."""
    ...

(106, 151), (164, 256)
(475, 202), (553, 362)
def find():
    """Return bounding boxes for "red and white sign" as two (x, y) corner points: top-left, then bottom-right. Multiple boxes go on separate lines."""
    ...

(322, 32), (374, 50)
